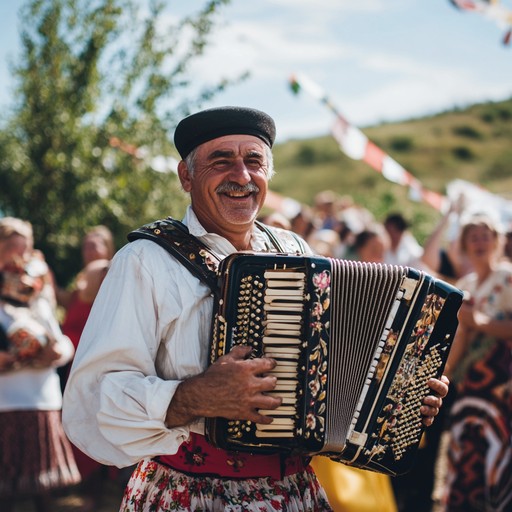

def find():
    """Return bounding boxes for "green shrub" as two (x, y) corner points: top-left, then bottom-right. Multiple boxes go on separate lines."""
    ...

(452, 146), (474, 160)
(452, 125), (482, 139)
(389, 136), (414, 152)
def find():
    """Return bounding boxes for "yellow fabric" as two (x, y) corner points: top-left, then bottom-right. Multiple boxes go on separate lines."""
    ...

(311, 456), (398, 512)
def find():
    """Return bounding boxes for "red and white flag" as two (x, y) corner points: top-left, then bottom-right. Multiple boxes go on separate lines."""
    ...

(289, 73), (447, 211)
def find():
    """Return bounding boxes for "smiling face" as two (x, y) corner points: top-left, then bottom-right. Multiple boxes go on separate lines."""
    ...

(461, 223), (499, 264)
(178, 134), (270, 247)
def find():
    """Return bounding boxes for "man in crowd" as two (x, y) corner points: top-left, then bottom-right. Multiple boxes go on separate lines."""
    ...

(63, 106), (449, 511)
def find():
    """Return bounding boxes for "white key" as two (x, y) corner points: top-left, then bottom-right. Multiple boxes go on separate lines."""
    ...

(263, 336), (302, 345)
(255, 431), (294, 438)
(264, 271), (305, 280)
(257, 420), (294, 429)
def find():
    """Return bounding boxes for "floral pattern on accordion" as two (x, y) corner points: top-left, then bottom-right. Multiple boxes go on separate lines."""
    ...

(303, 270), (331, 445)
(367, 292), (446, 461)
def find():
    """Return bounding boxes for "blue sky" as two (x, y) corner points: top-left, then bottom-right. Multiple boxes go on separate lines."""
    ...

(1, 0), (512, 143)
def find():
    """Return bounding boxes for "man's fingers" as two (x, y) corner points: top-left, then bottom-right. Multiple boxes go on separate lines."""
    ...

(421, 415), (435, 427)
(423, 395), (443, 409)
(427, 376), (449, 398)
(226, 344), (253, 359)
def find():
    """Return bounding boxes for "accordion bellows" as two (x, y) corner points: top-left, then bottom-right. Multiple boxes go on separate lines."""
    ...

(205, 253), (463, 476)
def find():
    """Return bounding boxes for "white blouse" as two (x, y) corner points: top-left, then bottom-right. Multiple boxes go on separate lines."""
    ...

(63, 207), (309, 468)
(0, 293), (75, 411)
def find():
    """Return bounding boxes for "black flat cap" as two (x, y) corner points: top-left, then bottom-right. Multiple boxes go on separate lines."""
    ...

(174, 106), (276, 159)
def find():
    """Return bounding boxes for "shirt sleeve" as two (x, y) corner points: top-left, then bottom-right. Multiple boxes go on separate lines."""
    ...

(62, 242), (194, 468)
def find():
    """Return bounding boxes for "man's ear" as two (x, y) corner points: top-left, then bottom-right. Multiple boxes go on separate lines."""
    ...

(178, 161), (192, 192)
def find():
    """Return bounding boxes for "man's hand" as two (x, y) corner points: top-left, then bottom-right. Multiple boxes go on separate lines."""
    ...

(421, 375), (449, 427)
(165, 345), (282, 429)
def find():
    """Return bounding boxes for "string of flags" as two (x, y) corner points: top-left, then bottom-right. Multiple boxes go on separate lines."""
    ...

(109, 137), (179, 174)
(289, 73), (447, 212)
(449, 0), (512, 45)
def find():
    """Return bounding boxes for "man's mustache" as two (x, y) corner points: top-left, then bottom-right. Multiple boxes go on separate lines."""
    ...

(216, 182), (260, 195)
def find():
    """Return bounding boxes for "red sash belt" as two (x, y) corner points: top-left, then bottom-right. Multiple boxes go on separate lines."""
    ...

(155, 432), (308, 480)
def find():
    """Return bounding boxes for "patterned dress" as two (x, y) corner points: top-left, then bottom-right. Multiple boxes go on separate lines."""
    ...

(442, 263), (512, 512)
(120, 458), (331, 512)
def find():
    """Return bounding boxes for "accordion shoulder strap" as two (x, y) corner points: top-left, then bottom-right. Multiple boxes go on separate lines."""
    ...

(127, 217), (220, 295)
(255, 220), (308, 255)
(127, 216), (305, 293)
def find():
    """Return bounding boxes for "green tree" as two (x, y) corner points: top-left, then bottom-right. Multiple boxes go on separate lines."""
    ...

(0, 0), (244, 286)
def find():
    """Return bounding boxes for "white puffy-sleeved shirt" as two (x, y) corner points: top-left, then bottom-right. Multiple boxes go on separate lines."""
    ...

(62, 207), (310, 468)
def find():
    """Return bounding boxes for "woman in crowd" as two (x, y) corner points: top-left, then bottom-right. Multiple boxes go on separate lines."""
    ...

(61, 257), (111, 377)
(56, 225), (115, 309)
(58, 227), (114, 509)
(60, 256), (111, 507)
(0, 217), (80, 512)
(440, 213), (512, 511)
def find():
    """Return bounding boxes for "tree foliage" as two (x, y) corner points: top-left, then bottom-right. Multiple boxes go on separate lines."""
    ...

(0, 0), (243, 285)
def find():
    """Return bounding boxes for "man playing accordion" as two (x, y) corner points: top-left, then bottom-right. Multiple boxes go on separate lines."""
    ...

(63, 106), (449, 511)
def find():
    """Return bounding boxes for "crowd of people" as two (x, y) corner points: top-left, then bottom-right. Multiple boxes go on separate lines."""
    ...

(0, 105), (510, 512)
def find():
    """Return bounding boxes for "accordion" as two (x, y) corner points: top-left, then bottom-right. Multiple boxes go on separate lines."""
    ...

(205, 252), (463, 476)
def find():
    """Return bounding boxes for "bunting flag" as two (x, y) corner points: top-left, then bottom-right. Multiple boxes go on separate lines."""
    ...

(449, 0), (512, 45)
(289, 73), (447, 211)
(109, 136), (179, 174)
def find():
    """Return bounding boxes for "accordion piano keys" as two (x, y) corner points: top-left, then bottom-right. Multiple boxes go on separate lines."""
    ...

(260, 270), (306, 439)
(256, 414), (296, 437)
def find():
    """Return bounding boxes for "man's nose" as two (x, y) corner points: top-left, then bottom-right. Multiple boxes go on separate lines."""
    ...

(227, 160), (251, 183)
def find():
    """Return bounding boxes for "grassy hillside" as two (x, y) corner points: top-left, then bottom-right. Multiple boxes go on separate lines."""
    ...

(270, 98), (512, 243)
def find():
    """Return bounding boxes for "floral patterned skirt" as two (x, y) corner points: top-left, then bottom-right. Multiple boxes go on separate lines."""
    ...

(119, 458), (333, 512)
